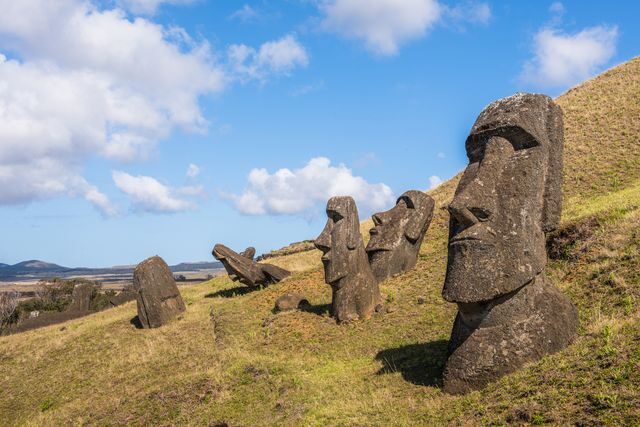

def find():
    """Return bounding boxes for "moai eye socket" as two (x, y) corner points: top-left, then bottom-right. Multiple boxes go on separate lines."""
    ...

(469, 207), (491, 222)
(330, 211), (344, 222)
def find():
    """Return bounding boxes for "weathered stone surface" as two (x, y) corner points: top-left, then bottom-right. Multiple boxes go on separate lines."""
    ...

(442, 93), (578, 394)
(366, 190), (435, 283)
(133, 256), (186, 329)
(67, 283), (93, 312)
(274, 293), (309, 312)
(212, 244), (290, 287)
(315, 196), (380, 323)
(239, 247), (256, 260)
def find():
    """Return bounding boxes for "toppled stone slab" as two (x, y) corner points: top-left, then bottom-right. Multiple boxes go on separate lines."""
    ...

(133, 256), (186, 329)
(212, 244), (291, 287)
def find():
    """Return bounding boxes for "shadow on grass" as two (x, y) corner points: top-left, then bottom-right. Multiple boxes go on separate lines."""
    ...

(130, 316), (144, 329)
(299, 303), (332, 317)
(205, 286), (261, 298)
(375, 339), (449, 387)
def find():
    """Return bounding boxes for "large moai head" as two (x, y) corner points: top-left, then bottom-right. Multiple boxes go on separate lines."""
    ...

(443, 93), (564, 304)
(314, 196), (362, 284)
(366, 190), (435, 282)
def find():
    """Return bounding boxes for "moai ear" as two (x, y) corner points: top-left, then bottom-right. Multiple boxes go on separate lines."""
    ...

(346, 200), (361, 250)
(404, 194), (435, 243)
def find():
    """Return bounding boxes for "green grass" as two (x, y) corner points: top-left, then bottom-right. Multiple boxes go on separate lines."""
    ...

(1, 58), (640, 426)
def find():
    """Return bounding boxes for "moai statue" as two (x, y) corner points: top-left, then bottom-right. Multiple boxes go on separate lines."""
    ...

(315, 196), (381, 322)
(442, 93), (579, 394)
(366, 190), (435, 283)
(212, 244), (290, 287)
(67, 282), (93, 312)
(133, 256), (186, 328)
(239, 247), (256, 260)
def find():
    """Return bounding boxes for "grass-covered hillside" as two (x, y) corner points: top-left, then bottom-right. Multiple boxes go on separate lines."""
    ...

(1, 58), (639, 426)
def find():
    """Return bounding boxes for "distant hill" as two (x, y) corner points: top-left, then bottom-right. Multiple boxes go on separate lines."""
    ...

(1, 260), (69, 276)
(0, 259), (222, 280)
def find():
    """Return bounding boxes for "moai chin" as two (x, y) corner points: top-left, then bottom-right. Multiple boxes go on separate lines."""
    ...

(315, 196), (380, 323)
(442, 93), (579, 394)
(212, 244), (290, 287)
(366, 190), (435, 283)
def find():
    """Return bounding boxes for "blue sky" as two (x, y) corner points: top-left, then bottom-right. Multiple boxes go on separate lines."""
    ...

(0, 0), (637, 267)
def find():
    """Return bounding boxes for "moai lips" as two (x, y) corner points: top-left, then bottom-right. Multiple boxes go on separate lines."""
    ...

(366, 190), (435, 283)
(315, 196), (380, 323)
(212, 244), (290, 287)
(441, 93), (578, 394)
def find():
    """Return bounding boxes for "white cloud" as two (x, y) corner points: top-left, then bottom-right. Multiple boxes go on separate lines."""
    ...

(0, 0), (224, 214)
(228, 157), (395, 216)
(117, 0), (196, 15)
(229, 4), (259, 22)
(549, 2), (565, 15)
(228, 35), (309, 81)
(112, 171), (197, 213)
(319, 0), (442, 56)
(429, 175), (443, 189)
(84, 184), (120, 218)
(520, 22), (618, 88)
(186, 163), (201, 178)
(446, 2), (491, 26)
(437, 152), (446, 159)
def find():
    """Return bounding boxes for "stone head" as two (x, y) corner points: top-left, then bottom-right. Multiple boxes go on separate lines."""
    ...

(443, 93), (564, 303)
(366, 190), (435, 280)
(212, 243), (259, 285)
(314, 196), (361, 284)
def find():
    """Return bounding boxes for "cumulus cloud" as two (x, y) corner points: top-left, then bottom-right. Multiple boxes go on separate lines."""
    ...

(112, 171), (198, 213)
(319, 0), (442, 56)
(228, 157), (395, 216)
(520, 6), (618, 89)
(186, 163), (201, 178)
(228, 35), (309, 81)
(429, 175), (443, 189)
(117, 0), (196, 15)
(0, 0), (224, 215)
(229, 4), (259, 22)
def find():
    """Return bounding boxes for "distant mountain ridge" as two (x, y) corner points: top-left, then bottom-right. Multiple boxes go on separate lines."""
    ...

(0, 259), (222, 279)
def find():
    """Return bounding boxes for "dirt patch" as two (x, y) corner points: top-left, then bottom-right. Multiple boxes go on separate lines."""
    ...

(547, 216), (601, 261)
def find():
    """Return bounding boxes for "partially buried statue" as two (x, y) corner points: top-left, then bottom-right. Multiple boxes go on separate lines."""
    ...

(315, 196), (380, 322)
(133, 255), (186, 329)
(442, 93), (579, 394)
(212, 244), (290, 287)
(366, 190), (435, 283)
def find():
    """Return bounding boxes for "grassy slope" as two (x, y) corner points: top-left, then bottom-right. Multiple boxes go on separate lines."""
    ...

(1, 58), (640, 426)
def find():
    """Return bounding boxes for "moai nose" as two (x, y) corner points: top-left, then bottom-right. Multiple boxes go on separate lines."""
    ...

(447, 203), (479, 228)
(372, 213), (383, 226)
(314, 221), (332, 253)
